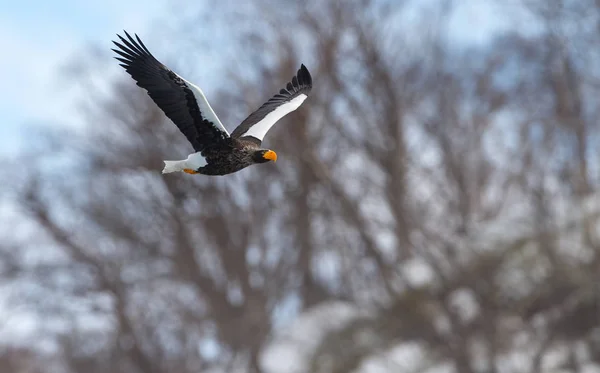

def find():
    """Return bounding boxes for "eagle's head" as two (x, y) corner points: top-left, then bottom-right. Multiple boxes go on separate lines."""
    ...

(253, 149), (277, 163)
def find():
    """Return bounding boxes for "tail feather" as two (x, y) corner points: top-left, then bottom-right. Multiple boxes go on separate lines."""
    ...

(162, 160), (187, 174)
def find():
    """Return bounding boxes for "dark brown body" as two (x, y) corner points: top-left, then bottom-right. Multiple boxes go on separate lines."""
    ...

(195, 138), (271, 176)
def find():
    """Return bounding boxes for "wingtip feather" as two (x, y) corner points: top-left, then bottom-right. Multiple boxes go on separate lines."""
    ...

(299, 64), (312, 87)
(134, 33), (152, 55)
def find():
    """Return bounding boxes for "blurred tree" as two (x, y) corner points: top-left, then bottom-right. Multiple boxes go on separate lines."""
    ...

(0, 0), (599, 372)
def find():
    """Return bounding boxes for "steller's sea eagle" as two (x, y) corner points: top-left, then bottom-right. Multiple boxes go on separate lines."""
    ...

(111, 31), (312, 176)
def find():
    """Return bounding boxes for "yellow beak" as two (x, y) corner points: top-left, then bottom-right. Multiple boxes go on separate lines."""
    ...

(263, 150), (277, 162)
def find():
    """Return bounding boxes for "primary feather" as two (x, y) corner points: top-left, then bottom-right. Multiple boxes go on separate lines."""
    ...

(231, 65), (312, 145)
(112, 31), (229, 152)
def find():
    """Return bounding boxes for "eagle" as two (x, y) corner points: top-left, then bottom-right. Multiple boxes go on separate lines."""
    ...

(111, 31), (312, 176)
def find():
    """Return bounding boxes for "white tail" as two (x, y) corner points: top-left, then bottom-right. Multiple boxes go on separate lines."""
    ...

(161, 152), (207, 174)
(162, 160), (187, 174)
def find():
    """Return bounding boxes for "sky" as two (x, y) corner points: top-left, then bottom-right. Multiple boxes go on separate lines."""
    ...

(0, 0), (168, 154)
(0, 0), (519, 156)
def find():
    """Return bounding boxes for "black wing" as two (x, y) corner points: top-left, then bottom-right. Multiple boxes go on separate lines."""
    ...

(230, 64), (312, 145)
(112, 31), (230, 152)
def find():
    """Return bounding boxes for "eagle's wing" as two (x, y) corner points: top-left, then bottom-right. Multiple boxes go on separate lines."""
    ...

(112, 31), (230, 152)
(231, 64), (312, 145)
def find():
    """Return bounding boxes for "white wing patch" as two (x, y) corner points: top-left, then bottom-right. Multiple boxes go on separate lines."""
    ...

(176, 73), (230, 136)
(241, 94), (308, 141)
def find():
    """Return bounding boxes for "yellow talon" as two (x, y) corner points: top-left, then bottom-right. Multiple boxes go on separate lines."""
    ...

(183, 169), (198, 174)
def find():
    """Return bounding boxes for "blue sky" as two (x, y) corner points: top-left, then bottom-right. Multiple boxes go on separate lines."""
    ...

(0, 0), (167, 154)
(0, 0), (515, 155)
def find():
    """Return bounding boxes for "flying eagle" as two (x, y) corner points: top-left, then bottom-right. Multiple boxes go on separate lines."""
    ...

(111, 31), (312, 176)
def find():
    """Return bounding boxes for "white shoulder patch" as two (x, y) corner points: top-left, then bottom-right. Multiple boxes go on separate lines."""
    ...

(241, 94), (308, 141)
(176, 73), (230, 136)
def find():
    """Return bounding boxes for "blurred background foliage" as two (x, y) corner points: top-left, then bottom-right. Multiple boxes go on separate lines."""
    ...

(1, 0), (600, 372)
